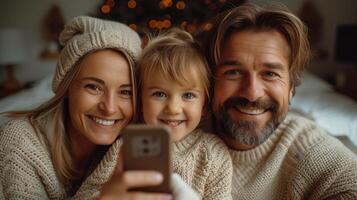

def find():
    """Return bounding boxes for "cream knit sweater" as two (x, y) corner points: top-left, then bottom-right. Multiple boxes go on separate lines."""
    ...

(75, 129), (233, 200)
(0, 119), (232, 200)
(230, 114), (357, 200)
(172, 130), (233, 200)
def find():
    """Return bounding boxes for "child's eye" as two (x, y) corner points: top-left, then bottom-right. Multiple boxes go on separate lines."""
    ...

(85, 84), (103, 94)
(152, 91), (167, 99)
(182, 92), (196, 100)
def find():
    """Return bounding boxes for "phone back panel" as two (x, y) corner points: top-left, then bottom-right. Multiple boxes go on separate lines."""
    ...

(122, 124), (171, 193)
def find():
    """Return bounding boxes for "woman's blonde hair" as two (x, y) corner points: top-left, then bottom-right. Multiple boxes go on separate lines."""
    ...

(6, 48), (136, 185)
(138, 28), (211, 107)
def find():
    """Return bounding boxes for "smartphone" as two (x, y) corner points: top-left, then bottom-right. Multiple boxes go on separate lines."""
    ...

(122, 124), (171, 193)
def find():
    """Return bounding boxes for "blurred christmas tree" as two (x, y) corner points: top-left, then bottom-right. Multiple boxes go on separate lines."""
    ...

(95, 0), (246, 36)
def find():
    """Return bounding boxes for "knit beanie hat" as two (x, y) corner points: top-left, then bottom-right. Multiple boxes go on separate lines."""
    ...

(53, 16), (141, 93)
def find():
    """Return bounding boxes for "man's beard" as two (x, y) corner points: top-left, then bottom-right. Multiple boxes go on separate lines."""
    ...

(214, 97), (287, 146)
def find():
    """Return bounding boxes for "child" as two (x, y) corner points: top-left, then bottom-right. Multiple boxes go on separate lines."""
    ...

(137, 28), (233, 200)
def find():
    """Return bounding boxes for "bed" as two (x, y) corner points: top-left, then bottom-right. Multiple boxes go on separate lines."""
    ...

(1, 71), (357, 146)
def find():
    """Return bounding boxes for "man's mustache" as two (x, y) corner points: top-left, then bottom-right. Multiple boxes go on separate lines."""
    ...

(223, 97), (278, 112)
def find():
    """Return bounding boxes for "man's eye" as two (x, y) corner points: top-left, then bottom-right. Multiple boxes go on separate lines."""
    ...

(182, 92), (196, 100)
(224, 69), (241, 75)
(221, 69), (242, 80)
(264, 71), (279, 79)
(152, 91), (167, 98)
(85, 84), (103, 94)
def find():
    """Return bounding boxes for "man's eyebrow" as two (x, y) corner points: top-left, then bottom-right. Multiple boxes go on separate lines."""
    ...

(217, 60), (242, 67)
(263, 62), (286, 71)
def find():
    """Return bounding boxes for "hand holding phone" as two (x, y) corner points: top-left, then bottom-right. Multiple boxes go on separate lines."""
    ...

(122, 124), (171, 193)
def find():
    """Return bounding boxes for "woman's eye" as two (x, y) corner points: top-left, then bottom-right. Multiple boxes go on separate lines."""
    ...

(182, 92), (196, 100)
(119, 89), (132, 97)
(152, 91), (167, 98)
(85, 84), (103, 94)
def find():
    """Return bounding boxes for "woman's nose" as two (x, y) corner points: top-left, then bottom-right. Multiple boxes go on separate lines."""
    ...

(99, 93), (118, 115)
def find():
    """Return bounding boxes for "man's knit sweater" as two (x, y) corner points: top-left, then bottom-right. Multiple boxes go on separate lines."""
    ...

(0, 119), (232, 199)
(230, 114), (357, 199)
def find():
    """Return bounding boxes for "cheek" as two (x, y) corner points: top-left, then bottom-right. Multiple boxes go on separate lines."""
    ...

(120, 100), (134, 119)
(142, 100), (161, 122)
(267, 83), (290, 110)
(213, 80), (235, 108)
(68, 90), (96, 117)
(187, 102), (204, 120)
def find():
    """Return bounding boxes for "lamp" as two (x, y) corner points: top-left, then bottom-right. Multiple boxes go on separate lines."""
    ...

(0, 29), (27, 96)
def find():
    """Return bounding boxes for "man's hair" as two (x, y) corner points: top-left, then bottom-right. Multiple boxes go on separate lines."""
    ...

(138, 28), (210, 102)
(203, 3), (311, 93)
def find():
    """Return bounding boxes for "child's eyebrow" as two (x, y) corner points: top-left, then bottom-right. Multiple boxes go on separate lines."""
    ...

(146, 86), (164, 90)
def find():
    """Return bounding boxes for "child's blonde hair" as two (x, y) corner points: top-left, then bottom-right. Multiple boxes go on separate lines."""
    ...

(138, 28), (210, 103)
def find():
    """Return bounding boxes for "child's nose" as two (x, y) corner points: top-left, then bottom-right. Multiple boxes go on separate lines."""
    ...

(164, 98), (182, 115)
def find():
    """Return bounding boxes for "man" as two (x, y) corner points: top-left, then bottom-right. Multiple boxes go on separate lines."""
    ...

(203, 3), (357, 199)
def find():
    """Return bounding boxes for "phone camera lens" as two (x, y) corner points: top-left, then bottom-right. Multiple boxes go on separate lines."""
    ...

(143, 148), (150, 154)
(142, 139), (149, 145)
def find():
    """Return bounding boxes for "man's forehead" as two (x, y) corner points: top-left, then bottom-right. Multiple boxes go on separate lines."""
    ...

(220, 30), (291, 65)
(224, 30), (289, 50)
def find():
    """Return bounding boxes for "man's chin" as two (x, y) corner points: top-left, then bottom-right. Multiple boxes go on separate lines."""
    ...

(224, 119), (275, 145)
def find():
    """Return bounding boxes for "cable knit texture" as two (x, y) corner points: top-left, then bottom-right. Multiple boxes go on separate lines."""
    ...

(0, 119), (67, 199)
(0, 120), (232, 200)
(172, 130), (233, 200)
(74, 129), (233, 200)
(230, 114), (357, 200)
(53, 16), (141, 92)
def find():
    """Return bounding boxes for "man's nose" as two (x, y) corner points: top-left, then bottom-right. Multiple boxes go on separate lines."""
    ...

(238, 75), (265, 102)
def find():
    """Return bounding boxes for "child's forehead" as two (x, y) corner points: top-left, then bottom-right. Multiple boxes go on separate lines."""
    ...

(144, 68), (203, 88)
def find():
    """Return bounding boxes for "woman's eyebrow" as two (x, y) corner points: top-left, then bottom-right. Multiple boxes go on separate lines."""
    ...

(82, 77), (104, 84)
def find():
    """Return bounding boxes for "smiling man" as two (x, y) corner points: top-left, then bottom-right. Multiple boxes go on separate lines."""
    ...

(203, 3), (357, 199)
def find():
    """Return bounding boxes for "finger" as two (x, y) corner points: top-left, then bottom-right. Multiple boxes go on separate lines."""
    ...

(128, 192), (172, 200)
(122, 171), (164, 188)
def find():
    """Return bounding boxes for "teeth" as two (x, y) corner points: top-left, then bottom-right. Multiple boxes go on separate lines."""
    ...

(161, 120), (183, 126)
(92, 117), (115, 126)
(235, 106), (265, 115)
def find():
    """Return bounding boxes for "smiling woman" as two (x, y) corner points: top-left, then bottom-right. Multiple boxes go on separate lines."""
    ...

(0, 16), (143, 199)
(0, 16), (198, 200)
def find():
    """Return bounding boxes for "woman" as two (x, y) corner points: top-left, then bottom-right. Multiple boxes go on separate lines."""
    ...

(0, 16), (197, 200)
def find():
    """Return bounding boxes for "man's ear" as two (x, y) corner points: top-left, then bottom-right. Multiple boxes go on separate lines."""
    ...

(289, 87), (294, 104)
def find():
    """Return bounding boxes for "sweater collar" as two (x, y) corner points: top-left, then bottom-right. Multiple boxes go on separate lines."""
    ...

(172, 129), (202, 155)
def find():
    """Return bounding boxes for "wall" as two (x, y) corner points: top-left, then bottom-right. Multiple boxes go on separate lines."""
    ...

(0, 0), (357, 84)
(0, 0), (98, 84)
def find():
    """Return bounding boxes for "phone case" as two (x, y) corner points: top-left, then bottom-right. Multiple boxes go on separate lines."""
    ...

(122, 124), (171, 193)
